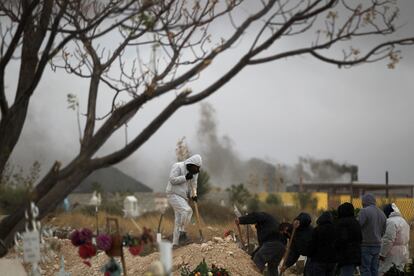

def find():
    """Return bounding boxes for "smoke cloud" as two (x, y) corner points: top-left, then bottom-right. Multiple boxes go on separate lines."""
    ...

(196, 102), (358, 192)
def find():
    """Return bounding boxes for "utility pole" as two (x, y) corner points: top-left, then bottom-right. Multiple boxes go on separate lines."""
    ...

(385, 171), (389, 199)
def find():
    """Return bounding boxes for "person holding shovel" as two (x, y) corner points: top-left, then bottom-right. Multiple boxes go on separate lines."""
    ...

(280, 212), (313, 275)
(235, 212), (286, 276)
(166, 154), (202, 247)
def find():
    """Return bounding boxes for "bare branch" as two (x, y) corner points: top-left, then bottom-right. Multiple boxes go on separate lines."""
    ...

(309, 37), (414, 68)
(90, 91), (189, 168)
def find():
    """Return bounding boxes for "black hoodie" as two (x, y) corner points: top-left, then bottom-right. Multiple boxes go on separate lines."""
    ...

(238, 212), (281, 246)
(308, 211), (337, 263)
(285, 212), (313, 268)
(335, 202), (362, 266)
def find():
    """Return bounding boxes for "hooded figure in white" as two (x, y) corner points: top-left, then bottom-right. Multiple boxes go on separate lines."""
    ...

(166, 154), (202, 246)
(379, 203), (410, 275)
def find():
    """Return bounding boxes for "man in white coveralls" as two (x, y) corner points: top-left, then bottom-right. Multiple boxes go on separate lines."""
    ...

(166, 154), (202, 246)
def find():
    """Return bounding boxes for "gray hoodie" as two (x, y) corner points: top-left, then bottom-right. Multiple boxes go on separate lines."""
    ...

(358, 194), (387, 246)
(166, 154), (202, 199)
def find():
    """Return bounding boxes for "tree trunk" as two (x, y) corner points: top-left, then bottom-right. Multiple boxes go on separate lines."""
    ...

(0, 162), (93, 246)
(0, 0), (53, 176)
(0, 100), (30, 176)
(0, 96), (186, 247)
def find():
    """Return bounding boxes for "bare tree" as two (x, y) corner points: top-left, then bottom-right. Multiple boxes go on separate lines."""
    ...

(1, 0), (413, 246)
(0, 0), (148, 176)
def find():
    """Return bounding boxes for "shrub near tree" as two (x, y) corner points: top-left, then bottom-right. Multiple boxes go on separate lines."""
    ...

(0, 162), (40, 214)
(227, 184), (251, 208)
(266, 193), (282, 206)
(293, 192), (318, 211)
(196, 170), (212, 201)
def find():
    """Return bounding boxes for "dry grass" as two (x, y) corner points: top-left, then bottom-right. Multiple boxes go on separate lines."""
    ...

(45, 204), (414, 258)
(44, 210), (240, 243)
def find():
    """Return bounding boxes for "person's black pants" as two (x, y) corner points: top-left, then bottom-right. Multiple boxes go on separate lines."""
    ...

(307, 260), (336, 276)
(252, 241), (285, 276)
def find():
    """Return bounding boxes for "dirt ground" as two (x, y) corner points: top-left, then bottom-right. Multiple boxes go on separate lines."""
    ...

(6, 237), (268, 276)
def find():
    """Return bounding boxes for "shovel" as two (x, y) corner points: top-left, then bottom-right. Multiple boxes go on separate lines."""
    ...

(191, 184), (204, 242)
(233, 205), (247, 250)
(280, 225), (297, 276)
(235, 220), (246, 250)
(157, 213), (163, 233)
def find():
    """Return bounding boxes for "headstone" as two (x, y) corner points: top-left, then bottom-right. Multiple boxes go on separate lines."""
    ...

(159, 241), (172, 276)
(22, 230), (40, 264)
(56, 256), (71, 276)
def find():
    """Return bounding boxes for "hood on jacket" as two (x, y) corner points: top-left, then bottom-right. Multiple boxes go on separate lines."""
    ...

(317, 211), (333, 225)
(383, 203), (393, 218)
(184, 154), (202, 167)
(338, 202), (355, 218)
(384, 203), (402, 218)
(295, 212), (312, 228)
(362, 193), (376, 207)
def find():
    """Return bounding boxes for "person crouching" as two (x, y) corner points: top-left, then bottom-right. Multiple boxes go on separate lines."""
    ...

(236, 212), (286, 276)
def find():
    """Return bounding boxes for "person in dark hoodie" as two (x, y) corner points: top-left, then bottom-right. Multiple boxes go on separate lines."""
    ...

(307, 211), (337, 276)
(358, 194), (387, 276)
(236, 212), (285, 276)
(335, 202), (363, 276)
(280, 212), (313, 275)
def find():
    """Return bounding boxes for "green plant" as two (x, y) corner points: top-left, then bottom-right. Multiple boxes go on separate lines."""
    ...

(0, 185), (30, 214)
(265, 193), (282, 206)
(293, 193), (318, 211)
(181, 259), (230, 276)
(247, 194), (260, 212)
(197, 170), (212, 200)
(81, 200), (124, 216)
(0, 162), (41, 213)
(226, 184), (251, 207)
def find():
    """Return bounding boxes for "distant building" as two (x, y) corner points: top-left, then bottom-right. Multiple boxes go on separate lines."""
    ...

(68, 167), (156, 213)
(288, 182), (414, 198)
(73, 166), (152, 194)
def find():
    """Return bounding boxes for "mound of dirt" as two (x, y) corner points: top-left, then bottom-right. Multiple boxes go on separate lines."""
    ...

(72, 237), (262, 275)
(5, 237), (261, 275)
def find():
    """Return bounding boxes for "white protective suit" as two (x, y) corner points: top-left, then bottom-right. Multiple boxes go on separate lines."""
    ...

(379, 203), (410, 274)
(166, 154), (202, 245)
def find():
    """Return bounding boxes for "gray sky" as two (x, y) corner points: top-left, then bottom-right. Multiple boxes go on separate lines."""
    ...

(6, 0), (414, 190)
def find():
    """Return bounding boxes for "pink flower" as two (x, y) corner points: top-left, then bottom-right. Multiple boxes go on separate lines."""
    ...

(70, 230), (83, 246)
(96, 234), (112, 251)
(79, 228), (93, 243)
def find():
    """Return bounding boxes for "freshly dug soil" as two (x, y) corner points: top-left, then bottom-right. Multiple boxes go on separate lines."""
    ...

(6, 237), (262, 275)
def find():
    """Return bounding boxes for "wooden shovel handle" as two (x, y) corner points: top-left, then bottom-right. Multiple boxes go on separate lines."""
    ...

(280, 227), (297, 274)
(193, 201), (204, 240)
(235, 222), (246, 249)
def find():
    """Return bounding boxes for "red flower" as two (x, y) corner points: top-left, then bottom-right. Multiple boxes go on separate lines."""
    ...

(223, 230), (233, 237)
(128, 243), (144, 256)
(83, 260), (91, 267)
(78, 242), (97, 259)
